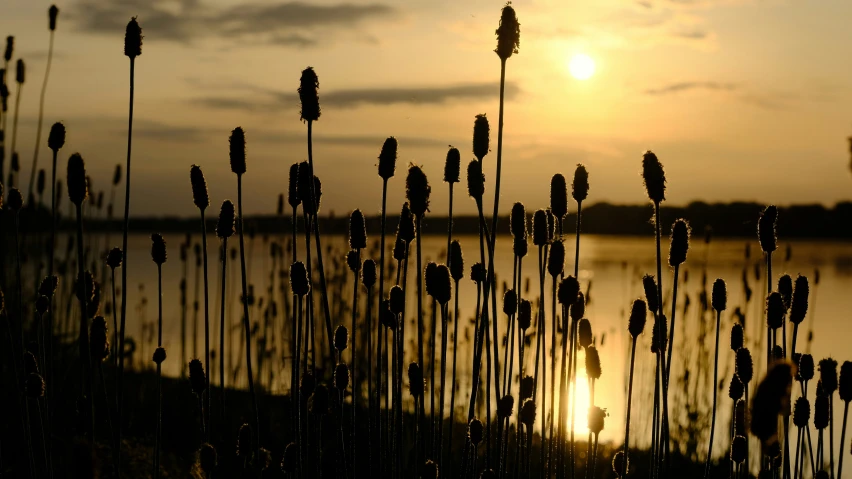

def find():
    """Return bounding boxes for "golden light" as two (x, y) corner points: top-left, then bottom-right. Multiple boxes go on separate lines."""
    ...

(568, 53), (595, 80)
(571, 368), (592, 434)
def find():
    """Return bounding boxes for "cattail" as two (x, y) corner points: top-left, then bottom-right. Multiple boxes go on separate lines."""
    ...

(124, 17), (142, 58)
(571, 292), (586, 322)
(518, 299), (531, 330)
(494, 3), (520, 59)
(151, 234), (167, 265)
(199, 443), (217, 475)
(819, 357), (838, 394)
(651, 314), (668, 353)
(729, 375), (744, 400)
(189, 359), (206, 394)
(511, 202), (526, 239)
(298, 67), (320, 122)
(789, 275), (809, 324)
(152, 347), (166, 365)
(26, 373), (45, 398)
(731, 323), (743, 350)
(334, 363), (349, 391)
(815, 384), (829, 430)
(628, 299), (647, 338)
(473, 114), (489, 160)
(585, 345), (601, 380)
(520, 398), (536, 426)
(237, 423), (253, 459)
(443, 146), (460, 183)
(503, 289), (517, 316)
(557, 275), (580, 306)
(757, 205), (778, 253)
(469, 418), (483, 445)
(532, 209), (548, 246)
(397, 202), (416, 244)
(8, 188), (23, 211)
(190, 165), (209, 211)
(588, 406), (606, 435)
(289, 262), (310, 297)
(309, 385), (329, 415)
(572, 164), (589, 203)
(497, 394), (515, 418)
(578, 318), (592, 348)
(668, 219), (690, 267)
(736, 348), (753, 384)
(548, 240), (565, 277)
(423, 460), (439, 479)
(47, 5), (58, 32)
(280, 442), (298, 474)
(641, 150), (666, 203)
(550, 173), (568, 220)
(406, 165), (431, 217)
(67, 153), (88, 205)
(711, 278), (727, 312)
(612, 451), (629, 476)
(15, 59), (24, 84)
(520, 376), (534, 400)
(432, 264), (452, 305)
(361, 259), (376, 288)
(778, 274), (793, 310)
(216, 200), (236, 239)
(840, 361), (852, 402)
(766, 292), (784, 330)
(793, 397), (810, 428)
(348, 209), (367, 250)
(730, 436), (747, 464)
(471, 263), (487, 284)
(374, 136), (399, 181)
(467, 159), (485, 201)
(4, 36), (12, 62)
(450, 240), (464, 281)
(750, 360), (793, 446)
(90, 316), (109, 361)
(408, 362), (424, 397)
(389, 285), (405, 315)
(642, 275), (659, 314)
(799, 354), (814, 381)
(38, 276), (58, 298)
(229, 127), (246, 175)
(334, 325), (349, 352)
(106, 248), (121, 271)
(288, 163), (300, 208)
(48, 122), (65, 152)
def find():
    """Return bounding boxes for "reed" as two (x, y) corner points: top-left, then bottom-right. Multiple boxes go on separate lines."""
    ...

(9, 59), (23, 187)
(705, 278), (727, 477)
(150, 233), (167, 478)
(447, 240), (464, 474)
(216, 200), (235, 429)
(190, 165), (212, 439)
(348, 208), (366, 474)
(623, 299), (647, 477)
(26, 5), (59, 202)
(790, 275), (809, 356)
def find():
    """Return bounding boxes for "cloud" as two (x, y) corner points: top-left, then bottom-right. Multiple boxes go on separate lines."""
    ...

(644, 81), (737, 95)
(190, 81), (519, 112)
(115, 119), (211, 141)
(71, 0), (396, 47)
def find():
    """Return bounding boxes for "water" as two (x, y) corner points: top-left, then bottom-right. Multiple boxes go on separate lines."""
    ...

(87, 233), (851, 456)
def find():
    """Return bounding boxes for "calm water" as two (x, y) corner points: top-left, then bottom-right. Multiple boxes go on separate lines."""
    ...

(108, 232), (851, 455)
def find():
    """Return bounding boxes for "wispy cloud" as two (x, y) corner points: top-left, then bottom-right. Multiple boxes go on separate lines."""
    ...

(70, 0), (396, 47)
(644, 81), (737, 95)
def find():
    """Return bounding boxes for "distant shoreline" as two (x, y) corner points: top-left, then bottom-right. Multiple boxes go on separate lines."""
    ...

(16, 201), (852, 239)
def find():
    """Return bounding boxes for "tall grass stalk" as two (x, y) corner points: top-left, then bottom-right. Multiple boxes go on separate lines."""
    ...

(190, 166), (211, 439)
(624, 299), (647, 477)
(215, 200), (235, 432)
(26, 6), (58, 200)
(705, 279), (727, 477)
(150, 233), (166, 478)
(446, 240), (463, 477)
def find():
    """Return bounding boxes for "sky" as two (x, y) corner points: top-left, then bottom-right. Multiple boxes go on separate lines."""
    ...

(3, 0), (852, 218)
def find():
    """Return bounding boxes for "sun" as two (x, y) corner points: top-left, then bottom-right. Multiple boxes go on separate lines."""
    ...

(568, 53), (595, 80)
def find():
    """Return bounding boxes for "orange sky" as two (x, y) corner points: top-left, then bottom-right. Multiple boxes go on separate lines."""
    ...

(3, 0), (852, 217)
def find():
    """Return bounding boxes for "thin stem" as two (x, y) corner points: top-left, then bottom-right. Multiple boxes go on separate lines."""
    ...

(219, 238), (228, 428)
(27, 30), (55, 199)
(623, 339), (638, 477)
(237, 175), (260, 457)
(839, 403), (850, 478)
(200, 209), (211, 441)
(447, 279), (460, 477)
(705, 310), (722, 477)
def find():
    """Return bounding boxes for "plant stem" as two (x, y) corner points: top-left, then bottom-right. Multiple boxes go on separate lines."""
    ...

(27, 30), (55, 200)
(623, 339), (638, 477)
(199, 209), (211, 441)
(447, 279), (460, 477)
(237, 174), (260, 458)
(219, 238), (228, 430)
(705, 309), (722, 478)
(839, 402), (850, 478)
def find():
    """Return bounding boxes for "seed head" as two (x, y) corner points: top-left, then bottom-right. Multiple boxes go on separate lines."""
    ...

(793, 397), (810, 428)
(229, 127), (246, 175)
(815, 384), (829, 430)
(189, 165), (209, 211)
(469, 418), (483, 445)
(503, 289), (517, 316)
(280, 442), (298, 474)
(731, 323), (743, 351)
(380, 300), (396, 329)
(572, 164), (589, 203)
(550, 174), (568, 220)
(47, 122), (65, 152)
(112, 164), (122, 186)
(389, 285), (405, 315)
(8, 187), (23, 211)
(497, 394), (514, 418)
(153, 347), (166, 364)
(289, 261), (310, 297)
(789, 275), (808, 325)
(641, 150), (666, 204)
(4, 36), (12, 62)
(189, 359), (206, 394)
(26, 373), (45, 398)
(819, 357), (838, 394)
(198, 443), (217, 475)
(473, 114), (490, 160)
(734, 399), (746, 436)
(548, 240), (564, 277)
(425, 261), (438, 297)
(511, 202), (526, 239)
(423, 460), (439, 479)
(237, 423), (253, 459)
(736, 348), (753, 384)
(578, 318), (592, 348)
(518, 299), (531, 330)
(299, 371), (316, 398)
(288, 163), (301, 208)
(90, 316), (109, 361)
(758, 205), (777, 253)
(408, 362), (424, 397)
(651, 314), (668, 354)
(306, 175), (323, 216)
(612, 451), (629, 476)
(467, 159), (485, 201)
(628, 299), (647, 338)
(668, 219), (690, 267)
(711, 278), (727, 312)
(124, 17), (142, 58)
(433, 264), (452, 305)
(397, 202), (415, 244)
(588, 406), (606, 435)
(449, 240), (464, 281)
(750, 360), (794, 447)
(298, 67), (320, 122)
(799, 354), (814, 382)
(765, 292), (784, 330)
(216, 200), (236, 239)
(406, 164), (431, 217)
(39, 276), (58, 298)
(571, 292), (586, 322)
(15, 59), (24, 84)
(520, 398), (536, 426)
(520, 375), (534, 400)
(532, 209), (548, 246)
(66, 153), (88, 205)
(374, 136), (399, 181)
(471, 262), (487, 284)
(494, 3), (520, 60)
(777, 274), (792, 311)
(334, 363), (349, 391)
(345, 210), (367, 251)
(585, 345), (601, 380)
(730, 436), (747, 464)
(150, 234), (167, 265)
(24, 351), (38, 375)
(309, 385), (329, 415)
(361, 259), (377, 288)
(514, 236), (528, 258)
(442, 146), (461, 184)
(334, 325), (349, 352)
(557, 275), (580, 306)
(639, 275), (659, 315)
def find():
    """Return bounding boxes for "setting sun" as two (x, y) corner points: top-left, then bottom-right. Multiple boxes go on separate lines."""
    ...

(568, 53), (596, 80)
